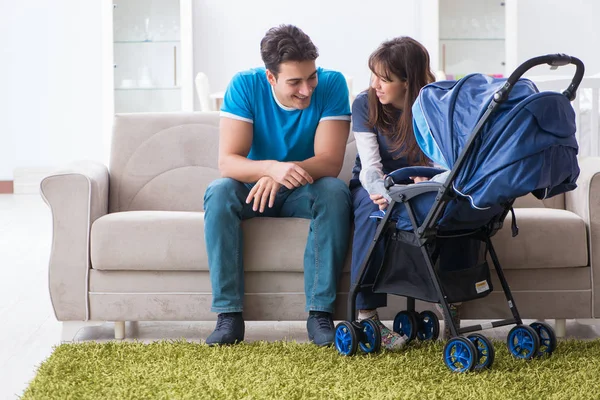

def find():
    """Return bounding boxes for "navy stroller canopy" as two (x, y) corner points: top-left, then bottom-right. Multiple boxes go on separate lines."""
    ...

(412, 74), (580, 210)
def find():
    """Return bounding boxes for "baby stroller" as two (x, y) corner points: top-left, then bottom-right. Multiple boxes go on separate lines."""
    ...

(335, 54), (584, 372)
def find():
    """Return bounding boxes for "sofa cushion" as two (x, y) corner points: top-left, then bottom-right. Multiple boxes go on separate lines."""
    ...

(91, 207), (586, 273)
(489, 208), (587, 269)
(91, 211), (310, 272)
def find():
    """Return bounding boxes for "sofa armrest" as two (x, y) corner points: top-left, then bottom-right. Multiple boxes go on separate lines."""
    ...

(40, 161), (109, 321)
(565, 157), (600, 318)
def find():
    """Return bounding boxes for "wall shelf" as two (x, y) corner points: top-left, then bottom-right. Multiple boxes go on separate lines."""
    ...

(439, 0), (507, 77)
(112, 0), (193, 113)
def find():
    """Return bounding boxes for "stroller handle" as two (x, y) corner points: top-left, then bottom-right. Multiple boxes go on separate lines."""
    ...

(494, 54), (585, 102)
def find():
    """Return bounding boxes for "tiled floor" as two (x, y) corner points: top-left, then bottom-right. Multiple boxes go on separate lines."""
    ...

(1, 194), (599, 399)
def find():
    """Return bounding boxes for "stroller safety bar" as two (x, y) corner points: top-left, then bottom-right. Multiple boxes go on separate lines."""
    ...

(388, 182), (443, 203)
(384, 166), (447, 189)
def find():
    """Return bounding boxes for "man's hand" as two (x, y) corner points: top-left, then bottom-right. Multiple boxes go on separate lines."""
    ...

(267, 162), (314, 189)
(410, 176), (430, 183)
(370, 194), (389, 211)
(246, 176), (282, 213)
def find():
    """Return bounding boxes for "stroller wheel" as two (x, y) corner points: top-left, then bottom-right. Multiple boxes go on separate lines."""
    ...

(530, 322), (557, 357)
(507, 325), (540, 360)
(358, 319), (381, 354)
(393, 311), (418, 342)
(443, 336), (478, 373)
(467, 333), (495, 370)
(416, 310), (440, 341)
(335, 321), (358, 356)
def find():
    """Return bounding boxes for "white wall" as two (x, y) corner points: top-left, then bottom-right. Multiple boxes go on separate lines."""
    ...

(2, 0), (597, 181)
(0, 1), (111, 181)
(192, 0), (431, 107)
(514, 0), (600, 78)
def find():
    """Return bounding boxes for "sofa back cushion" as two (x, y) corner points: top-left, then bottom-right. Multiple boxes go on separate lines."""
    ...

(339, 136), (357, 185)
(109, 112), (359, 212)
(513, 192), (565, 209)
(108, 110), (564, 213)
(109, 112), (221, 212)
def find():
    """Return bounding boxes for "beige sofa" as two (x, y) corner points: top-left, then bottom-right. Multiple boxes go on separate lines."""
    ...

(41, 112), (600, 341)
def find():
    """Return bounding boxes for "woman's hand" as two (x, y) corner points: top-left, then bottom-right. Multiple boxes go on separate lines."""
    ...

(370, 194), (389, 211)
(246, 176), (282, 213)
(410, 176), (430, 183)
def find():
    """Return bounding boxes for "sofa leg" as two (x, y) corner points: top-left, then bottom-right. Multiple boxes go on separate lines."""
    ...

(61, 321), (104, 342)
(114, 321), (126, 340)
(554, 318), (566, 338)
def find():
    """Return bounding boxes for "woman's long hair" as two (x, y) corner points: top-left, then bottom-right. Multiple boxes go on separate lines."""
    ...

(367, 37), (435, 165)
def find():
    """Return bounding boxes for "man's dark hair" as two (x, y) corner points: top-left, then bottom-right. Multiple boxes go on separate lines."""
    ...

(260, 25), (319, 77)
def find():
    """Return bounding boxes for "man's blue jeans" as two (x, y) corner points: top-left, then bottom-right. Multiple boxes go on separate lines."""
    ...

(203, 177), (351, 314)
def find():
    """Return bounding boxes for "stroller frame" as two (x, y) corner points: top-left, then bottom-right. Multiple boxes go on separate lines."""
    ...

(346, 54), (585, 344)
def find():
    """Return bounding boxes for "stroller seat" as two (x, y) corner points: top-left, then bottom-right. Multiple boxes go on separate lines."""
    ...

(373, 71), (579, 232)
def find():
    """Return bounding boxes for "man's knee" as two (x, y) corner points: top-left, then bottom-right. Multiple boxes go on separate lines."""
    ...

(204, 178), (245, 209)
(312, 177), (351, 206)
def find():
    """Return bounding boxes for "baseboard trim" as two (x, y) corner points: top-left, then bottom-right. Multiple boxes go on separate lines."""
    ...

(0, 181), (14, 194)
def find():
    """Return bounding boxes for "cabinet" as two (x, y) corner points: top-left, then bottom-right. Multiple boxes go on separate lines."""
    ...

(112, 0), (193, 113)
(437, 0), (507, 79)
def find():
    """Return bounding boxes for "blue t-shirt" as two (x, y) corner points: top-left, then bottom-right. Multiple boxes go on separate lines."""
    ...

(221, 67), (351, 162)
(350, 91), (411, 184)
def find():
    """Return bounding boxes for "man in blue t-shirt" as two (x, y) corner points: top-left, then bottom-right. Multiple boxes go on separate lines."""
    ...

(203, 25), (352, 346)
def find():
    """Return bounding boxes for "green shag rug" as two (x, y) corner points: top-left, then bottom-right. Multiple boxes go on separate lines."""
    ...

(22, 339), (600, 400)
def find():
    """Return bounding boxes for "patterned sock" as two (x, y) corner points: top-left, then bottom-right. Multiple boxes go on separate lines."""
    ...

(366, 312), (407, 351)
(358, 309), (377, 320)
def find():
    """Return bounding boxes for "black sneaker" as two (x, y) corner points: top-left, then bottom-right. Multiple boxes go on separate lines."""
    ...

(206, 312), (245, 346)
(307, 311), (335, 346)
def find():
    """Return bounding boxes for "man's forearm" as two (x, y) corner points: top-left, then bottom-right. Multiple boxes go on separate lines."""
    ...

(219, 154), (275, 183)
(294, 155), (342, 181)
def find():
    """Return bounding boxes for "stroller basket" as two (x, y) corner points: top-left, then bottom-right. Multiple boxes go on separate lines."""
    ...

(373, 230), (492, 304)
